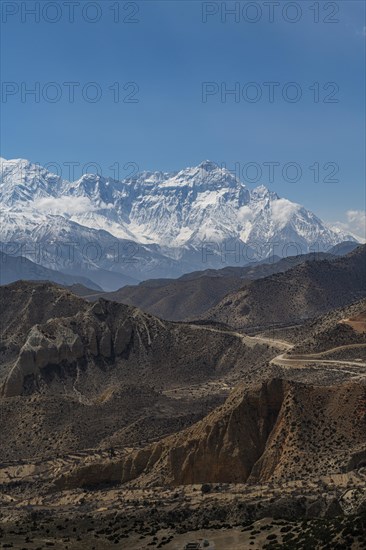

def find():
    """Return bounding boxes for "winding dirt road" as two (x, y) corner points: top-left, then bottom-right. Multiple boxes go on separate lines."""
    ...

(193, 323), (366, 375)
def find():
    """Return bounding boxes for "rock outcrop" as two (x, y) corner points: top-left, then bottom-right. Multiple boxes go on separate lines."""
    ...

(0, 281), (270, 400)
(3, 324), (84, 397)
(56, 377), (366, 489)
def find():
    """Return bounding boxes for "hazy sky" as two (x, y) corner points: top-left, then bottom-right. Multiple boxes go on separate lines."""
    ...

(1, 0), (365, 235)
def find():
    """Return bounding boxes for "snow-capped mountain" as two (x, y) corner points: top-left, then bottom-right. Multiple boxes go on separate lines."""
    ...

(0, 158), (355, 290)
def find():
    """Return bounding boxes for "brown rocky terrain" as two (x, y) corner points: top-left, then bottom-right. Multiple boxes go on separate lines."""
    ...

(287, 299), (366, 354)
(53, 376), (366, 489)
(341, 310), (366, 333)
(200, 245), (366, 330)
(72, 251), (335, 321)
(86, 274), (250, 322)
(0, 281), (273, 463)
(1, 264), (366, 548)
(1, 358), (366, 548)
(1, 482), (365, 549)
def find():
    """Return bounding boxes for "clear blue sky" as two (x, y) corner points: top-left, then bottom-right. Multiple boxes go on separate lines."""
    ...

(1, 0), (365, 229)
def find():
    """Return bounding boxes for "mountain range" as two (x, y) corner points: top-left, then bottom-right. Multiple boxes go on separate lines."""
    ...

(0, 157), (356, 290)
(0, 250), (102, 290)
(73, 249), (349, 321)
(202, 244), (366, 329)
(1, 243), (366, 548)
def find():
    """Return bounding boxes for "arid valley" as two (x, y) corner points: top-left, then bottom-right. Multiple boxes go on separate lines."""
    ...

(1, 245), (366, 549)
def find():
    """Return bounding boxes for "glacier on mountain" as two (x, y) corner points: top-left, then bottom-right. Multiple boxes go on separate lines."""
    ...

(0, 158), (356, 290)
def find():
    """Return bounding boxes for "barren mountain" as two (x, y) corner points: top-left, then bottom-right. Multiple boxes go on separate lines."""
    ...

(328, 240), (361, 256)
(0, 250), (102, 289)
(287, 298), (366, 354)
(67, 376), (364, 489)
(49, 297), (366, 491)
(1, 278), (366, 548)
(201, 245), (366, 330)
(73, 252), (335, 321)
(0, 281), (272, 462)
(78, 274), (249, 321)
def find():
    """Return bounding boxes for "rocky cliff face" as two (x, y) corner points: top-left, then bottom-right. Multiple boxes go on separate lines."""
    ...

(1, 281), (269, 400)
(114, 378), (289, 486)
(1, 281), (278, 464)
(4, 324), (85, 397)
(57, 377), (366, 489)
(165, 378), (285, 485)
(1, 294), (134, 397)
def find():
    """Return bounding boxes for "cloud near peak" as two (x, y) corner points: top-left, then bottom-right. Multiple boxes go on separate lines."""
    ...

(329, 209), (366, 243)
(32, 196), (97, 216)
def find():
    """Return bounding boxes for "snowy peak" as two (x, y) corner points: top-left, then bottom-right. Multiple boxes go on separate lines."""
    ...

(251, 184), (279, 201)
(198, 160), (219, 171)
(160, 161), (242, 191)
(0, 157), (63, 206)
(0, 157), (357, 261)
(69, 173), (120, 203)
